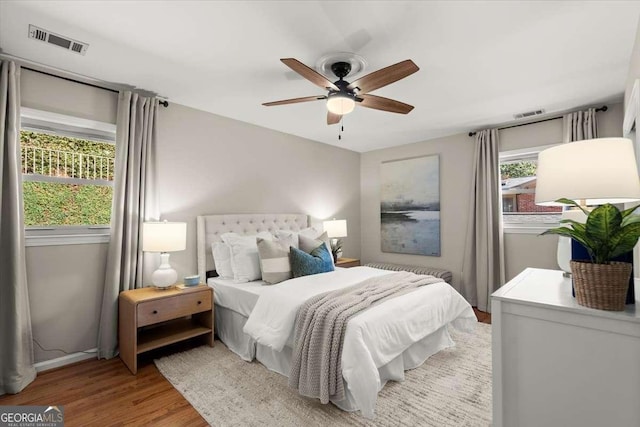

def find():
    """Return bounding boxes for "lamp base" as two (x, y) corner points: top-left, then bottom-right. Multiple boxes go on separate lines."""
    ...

(151, 267), (177, 288)
(557, 236), (572, 274)
(151, 252), (177, 288)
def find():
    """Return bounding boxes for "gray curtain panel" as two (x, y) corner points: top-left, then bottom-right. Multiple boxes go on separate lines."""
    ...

(97, 91), (159, 359)
(0, 60), (36, 394)
(462, 129), (505, 313)
(562, 107), (598, 142)
(558, 108), (599, 269)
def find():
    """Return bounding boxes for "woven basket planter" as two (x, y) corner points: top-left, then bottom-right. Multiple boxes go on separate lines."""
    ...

(570, 260), (632, 311)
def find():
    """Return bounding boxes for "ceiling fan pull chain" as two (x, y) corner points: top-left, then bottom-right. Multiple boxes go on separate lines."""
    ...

(338, 117), (345, 141)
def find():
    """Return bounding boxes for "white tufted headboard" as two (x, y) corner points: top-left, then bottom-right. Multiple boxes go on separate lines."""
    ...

(196, 213), (311, 281)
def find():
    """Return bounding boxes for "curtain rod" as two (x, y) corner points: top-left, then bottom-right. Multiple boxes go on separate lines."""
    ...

(0, 52), (169, 107)
(23, 67), (169, 108)
(468, 105), (608, 137)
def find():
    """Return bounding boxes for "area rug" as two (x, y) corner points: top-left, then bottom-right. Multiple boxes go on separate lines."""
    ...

(155, 323), (491, 426)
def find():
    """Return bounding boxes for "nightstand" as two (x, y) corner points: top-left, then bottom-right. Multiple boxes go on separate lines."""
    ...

(336, 258), (360, 268)
(118, 285), (213, 374)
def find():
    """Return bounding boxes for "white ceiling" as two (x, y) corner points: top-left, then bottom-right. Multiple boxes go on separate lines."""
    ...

(1, 1), (639, 152)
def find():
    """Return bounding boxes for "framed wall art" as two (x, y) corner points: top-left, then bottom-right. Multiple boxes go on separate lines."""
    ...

(380, 154), (440, 256)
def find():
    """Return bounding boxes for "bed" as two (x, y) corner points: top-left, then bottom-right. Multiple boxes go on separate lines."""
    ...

(196, 213), (477, 418)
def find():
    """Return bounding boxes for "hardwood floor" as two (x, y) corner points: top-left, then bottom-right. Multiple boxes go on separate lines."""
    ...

(0, 349), (208, 427)
(473, 307), (492, 324)
(0, 309), (491, 426)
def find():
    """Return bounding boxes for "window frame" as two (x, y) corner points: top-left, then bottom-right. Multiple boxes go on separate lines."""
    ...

(500, 143), (563, 234)
(20, 108), (116, 246)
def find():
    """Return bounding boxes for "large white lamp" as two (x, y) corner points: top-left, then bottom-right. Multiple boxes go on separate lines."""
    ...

(143, 221), (187, 288)
(323, 219), (348, 262)
(535, 138), (640, 272)
(535, 138), (640, 206)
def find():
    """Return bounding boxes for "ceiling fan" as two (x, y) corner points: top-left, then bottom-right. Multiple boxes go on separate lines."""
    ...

(263, 58), (419, 125)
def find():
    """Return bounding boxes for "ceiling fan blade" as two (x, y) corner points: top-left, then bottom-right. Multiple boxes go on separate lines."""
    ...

(281, 58), (339, 91)
(347, 60), (419, 94)
(263, 95), (327, 107)
(358, 94), (414, 114)
(327, 111), (342, 125)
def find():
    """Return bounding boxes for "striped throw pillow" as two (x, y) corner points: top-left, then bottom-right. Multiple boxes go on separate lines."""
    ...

(257, 235), (295, 284)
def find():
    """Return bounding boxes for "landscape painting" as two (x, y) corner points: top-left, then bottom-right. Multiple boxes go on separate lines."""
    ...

(380, 155), (440, 256)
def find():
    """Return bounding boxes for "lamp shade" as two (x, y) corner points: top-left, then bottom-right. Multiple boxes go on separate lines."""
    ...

(535, 138), (640, 206)
(323, 219), (348, 238)
(142, 222), (187, 252)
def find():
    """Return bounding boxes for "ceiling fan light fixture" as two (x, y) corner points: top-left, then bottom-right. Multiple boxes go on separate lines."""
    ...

(326, 93), (355, 115)
(263, 58), (418, 125)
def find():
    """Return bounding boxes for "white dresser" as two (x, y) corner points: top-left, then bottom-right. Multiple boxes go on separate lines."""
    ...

(491, 268), (640, 427)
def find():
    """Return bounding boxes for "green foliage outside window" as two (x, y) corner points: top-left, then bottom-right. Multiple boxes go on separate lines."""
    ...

(21, 131), (115, 156)
(21, 130), (115, 227)
(500, 161), (536, 179)
(23, 182), (113, 226)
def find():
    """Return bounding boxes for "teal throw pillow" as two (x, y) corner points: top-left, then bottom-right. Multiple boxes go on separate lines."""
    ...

(289, 244), (335, 278)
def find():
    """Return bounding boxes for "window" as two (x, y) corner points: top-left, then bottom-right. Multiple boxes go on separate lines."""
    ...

(500, 145), (562, 233)
(20, 108), (116, 245)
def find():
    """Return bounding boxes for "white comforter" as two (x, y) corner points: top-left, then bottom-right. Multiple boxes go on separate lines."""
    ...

(243, 267), (477, 418)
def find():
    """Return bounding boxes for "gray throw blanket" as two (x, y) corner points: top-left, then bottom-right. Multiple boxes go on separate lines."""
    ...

(288, 271), (444, 403)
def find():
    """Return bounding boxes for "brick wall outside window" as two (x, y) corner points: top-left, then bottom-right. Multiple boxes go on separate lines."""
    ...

(516, 193), (562, 213)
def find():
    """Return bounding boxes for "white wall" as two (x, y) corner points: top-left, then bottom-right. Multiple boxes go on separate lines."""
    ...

(21, 69), (117, 123)
(155, 103), (361, 278)
(625, 15), (640, 107)
(625, 17), (640, 283)
(500, 102), (624, 152)
(360, 102), (625, 291)
(26, 244), (107, 362)
(503, 234), (558, 282)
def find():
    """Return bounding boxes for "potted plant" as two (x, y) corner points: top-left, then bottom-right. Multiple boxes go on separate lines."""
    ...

(542, 198), (640, 311)
(330, 238), (343, 263)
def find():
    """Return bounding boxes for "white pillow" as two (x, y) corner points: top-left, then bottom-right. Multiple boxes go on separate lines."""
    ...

(296, 228), (334, 265)
(221, 231), (273, 282)
(275, 227), (322, 250)
(298, 227), (323, 238)
(274, 230), (299, 249)
(211, 242), (234, 279)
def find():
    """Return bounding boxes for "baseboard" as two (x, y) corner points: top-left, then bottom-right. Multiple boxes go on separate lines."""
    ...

(34, 348), (97, 372)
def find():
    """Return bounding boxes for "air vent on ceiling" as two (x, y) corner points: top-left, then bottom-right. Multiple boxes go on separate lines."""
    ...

(28, 25), (89, 55)
(514, 109), (545, 120)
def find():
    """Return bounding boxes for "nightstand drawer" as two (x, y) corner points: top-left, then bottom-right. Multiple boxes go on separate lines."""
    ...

(137, 290), (211, 327)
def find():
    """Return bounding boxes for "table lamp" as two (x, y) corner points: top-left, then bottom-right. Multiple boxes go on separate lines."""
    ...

(535, 137), (640, 273)
(323, 219), (347, 262)
(143, 221), (187, 288)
